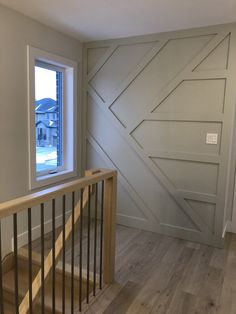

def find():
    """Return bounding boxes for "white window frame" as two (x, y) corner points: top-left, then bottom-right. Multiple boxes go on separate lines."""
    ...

(27, 46), (78, 189)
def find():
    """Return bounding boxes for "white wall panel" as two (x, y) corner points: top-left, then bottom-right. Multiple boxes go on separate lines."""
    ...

(132, 121), (222, 155)
(154, 79), (226, 114)
(152, 158), (218, 195)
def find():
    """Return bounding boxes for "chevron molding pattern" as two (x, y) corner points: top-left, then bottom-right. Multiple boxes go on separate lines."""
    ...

(84, 25), (236, 246)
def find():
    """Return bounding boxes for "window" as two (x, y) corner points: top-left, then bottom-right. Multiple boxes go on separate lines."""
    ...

(28, 46), (78, 189)
(35, 62), (63, 174)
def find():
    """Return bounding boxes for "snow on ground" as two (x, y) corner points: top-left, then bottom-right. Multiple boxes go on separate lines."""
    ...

(36, 146), (57, 172)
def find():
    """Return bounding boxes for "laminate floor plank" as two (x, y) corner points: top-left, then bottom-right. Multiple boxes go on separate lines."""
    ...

(84, 283), (122, 314)
(191, 266), (224, 314)
(210, 233), (231, 270)
(181, 245), (214, 296)
(166, 291), (197, 314)
(103, 281), (140, 314)
(149, 247), (195, 314)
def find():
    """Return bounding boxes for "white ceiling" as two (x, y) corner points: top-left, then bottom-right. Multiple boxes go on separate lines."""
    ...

(1, 0), (236, 42)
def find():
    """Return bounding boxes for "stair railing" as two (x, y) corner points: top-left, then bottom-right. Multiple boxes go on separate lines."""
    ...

(0, 168), (117, 314)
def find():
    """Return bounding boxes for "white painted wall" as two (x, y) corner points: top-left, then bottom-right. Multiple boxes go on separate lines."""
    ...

(0, 4), (83, 256)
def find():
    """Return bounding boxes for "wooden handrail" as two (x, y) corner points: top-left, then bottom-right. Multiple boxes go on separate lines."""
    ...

(0, 168), (116, 219)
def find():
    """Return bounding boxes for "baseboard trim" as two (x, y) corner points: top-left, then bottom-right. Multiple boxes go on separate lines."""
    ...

(226, 220), (236, 234)
(223, 220), (228, 237)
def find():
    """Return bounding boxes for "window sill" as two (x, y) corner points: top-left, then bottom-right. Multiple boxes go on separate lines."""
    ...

(30, 169), (77, 190)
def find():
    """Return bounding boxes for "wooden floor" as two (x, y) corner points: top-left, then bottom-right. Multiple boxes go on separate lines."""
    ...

(30, 223), (236, 313)
(85, 226), (236, 314)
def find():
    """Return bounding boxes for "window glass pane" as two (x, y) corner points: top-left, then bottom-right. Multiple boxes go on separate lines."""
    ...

(35, 65), (63, 173)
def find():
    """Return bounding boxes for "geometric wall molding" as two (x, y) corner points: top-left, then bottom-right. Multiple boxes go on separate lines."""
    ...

(87, 130), (202, 234)
(85, 25), (236, 247)
(109, 34), (214, 128)
(153, 79), (226, 114)
(151, 157), (219, 195)
(132, 120), (222, 156)
(87, 96), (207, 233)
(90, 41), (157, 102)
(86, 134), (160, 230)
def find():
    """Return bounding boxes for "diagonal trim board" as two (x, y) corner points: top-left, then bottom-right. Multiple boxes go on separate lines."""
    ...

(87, 46), (110, 74)
(193, 34), (231, 71)
(150, 157), (219, 196)
(185, 200), (216, 232)
(152, 79), (227, 115)
(145, 150), (220, 164)
(87, 43), (118, 81)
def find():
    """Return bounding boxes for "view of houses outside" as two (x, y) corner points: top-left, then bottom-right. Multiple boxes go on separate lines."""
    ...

(35, 66), (59, 173)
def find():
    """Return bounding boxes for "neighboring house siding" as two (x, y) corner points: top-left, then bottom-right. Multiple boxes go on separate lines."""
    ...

(84, 24), (236, 247)
(35, 98), (58, 147)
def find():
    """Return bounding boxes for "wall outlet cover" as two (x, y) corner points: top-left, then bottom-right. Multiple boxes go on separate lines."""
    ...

(206, 133), (218, 145)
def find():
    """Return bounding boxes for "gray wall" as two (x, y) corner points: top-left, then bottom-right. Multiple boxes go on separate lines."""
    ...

(0, 5), (83, 256)
(84, 24), (236, 247)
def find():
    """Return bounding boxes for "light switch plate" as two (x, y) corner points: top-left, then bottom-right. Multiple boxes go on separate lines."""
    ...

(206, 133), (218, 145)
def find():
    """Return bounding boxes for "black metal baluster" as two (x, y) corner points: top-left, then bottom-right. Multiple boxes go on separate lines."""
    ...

(0, 220), (4, 314)
(62, 195), (66, 314)
(71, 192), (75, 314)
(79, 189), (83, 312)
(93, 183), (98, 296)
(99, 181), (104, 290)
(87, 185), (91, 304)
(41, 203), (45, 314)
(52, 199), (56, 314)
(13, 214), (19, 314)
(28, 208), (33, 314)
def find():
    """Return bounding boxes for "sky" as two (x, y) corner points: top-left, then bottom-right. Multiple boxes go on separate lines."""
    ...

(35, 66), (56, 100)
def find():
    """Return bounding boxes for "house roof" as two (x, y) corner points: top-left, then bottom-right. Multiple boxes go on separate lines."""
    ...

(35, 98), (58, 114)
(36, 120), (58, 129)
